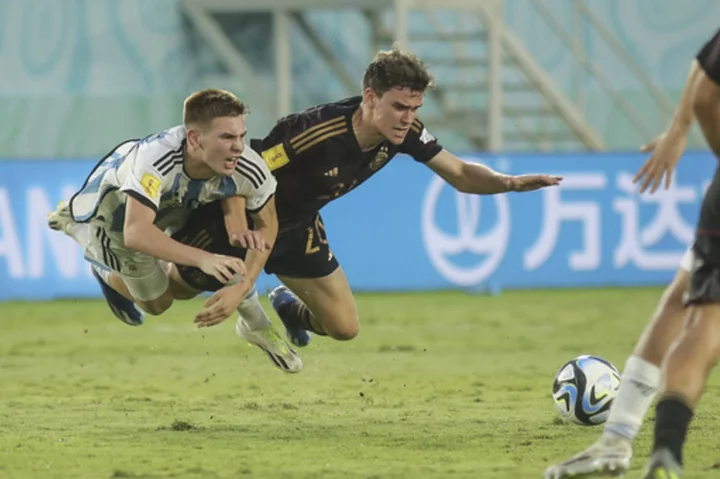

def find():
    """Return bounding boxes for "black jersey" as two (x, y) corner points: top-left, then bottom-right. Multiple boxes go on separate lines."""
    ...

(251, 96), (443, 231)
(697, 28), (720, 84)
(695, 29), (720, 238)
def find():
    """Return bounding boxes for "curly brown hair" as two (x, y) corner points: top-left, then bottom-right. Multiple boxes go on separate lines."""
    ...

(362, 44), (434, 95)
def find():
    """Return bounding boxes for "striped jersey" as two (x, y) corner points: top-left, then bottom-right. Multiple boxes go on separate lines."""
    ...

(69, 125), (276, 234)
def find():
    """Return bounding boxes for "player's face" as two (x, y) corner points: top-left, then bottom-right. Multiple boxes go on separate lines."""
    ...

(368, 87), (424, 145)
(196, 115), (247, 176)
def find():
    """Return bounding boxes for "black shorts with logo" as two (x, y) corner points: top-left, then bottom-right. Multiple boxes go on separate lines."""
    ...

(172, 203), (339, 292)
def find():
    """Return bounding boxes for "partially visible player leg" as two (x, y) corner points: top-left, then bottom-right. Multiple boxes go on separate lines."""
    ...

(544, 252), (691, 479)
(642, 237), (720, 478)
(168, 251), (302, 374)
(275, 266), (360, 343)
(83, 221), (176, 318)
(641, 303), (720, 479)
(266, 214), (359, 347)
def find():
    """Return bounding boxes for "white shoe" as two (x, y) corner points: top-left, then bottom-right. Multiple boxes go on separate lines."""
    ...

(236, 320), (303, 373)
(47, 201), (73, 233)
(544, 435), (633, 479)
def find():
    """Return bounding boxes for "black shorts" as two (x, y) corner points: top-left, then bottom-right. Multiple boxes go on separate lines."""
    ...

(171, 203), (248, 292)
(685, 170), (720, 305)
(685, 236), (720, 305)
(172, 204), (339, 292)
(264, 214), (339, 279)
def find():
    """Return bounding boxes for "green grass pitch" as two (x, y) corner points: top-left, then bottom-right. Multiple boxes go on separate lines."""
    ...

(1, 288), (719, 478)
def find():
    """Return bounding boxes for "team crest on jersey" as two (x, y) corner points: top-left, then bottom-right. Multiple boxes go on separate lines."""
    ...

(141, 173), (161, 199)
(420, 127), (436, 144)
(370, 146), (389, 171)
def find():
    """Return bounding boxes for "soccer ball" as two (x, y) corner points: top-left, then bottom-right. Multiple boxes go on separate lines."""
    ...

(552, 355), (621, 426)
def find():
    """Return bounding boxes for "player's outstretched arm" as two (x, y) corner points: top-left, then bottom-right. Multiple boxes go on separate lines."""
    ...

(123, 195), (245, 284)
(425, 149), (562, 194)
(634, 60), (702, 193)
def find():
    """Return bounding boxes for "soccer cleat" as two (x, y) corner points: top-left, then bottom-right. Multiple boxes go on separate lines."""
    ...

(91, 268), (145, 326)
(269, 285), (312, 347)
(235, 319), (303, 373)
(641, 449), (683, 479)
(544, 435), (632, 479)
(47, 201), (73, 233)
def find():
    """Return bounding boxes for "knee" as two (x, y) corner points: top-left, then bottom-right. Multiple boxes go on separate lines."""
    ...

(138, 296), (173, 316)
(323, 313), (360, 341)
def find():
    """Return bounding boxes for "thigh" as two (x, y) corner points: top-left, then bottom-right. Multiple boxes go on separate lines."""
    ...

(278, 266), (358, 329)
(87, 223), (169, 302)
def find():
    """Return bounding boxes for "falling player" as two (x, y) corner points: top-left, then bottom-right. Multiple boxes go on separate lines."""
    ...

(48, 88), (301, 373)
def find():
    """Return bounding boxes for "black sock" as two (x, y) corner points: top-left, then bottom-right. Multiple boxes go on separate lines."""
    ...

(653, 395), (694, 465)
(281, 301), (326, 336)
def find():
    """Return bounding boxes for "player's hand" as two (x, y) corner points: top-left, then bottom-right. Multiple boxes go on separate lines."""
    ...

(194, 280), (253, 328)
(508, 174), (563, 192)
(197, 253), (246, 284)
(229, 230), (270, 252)
(633, 131), (688, 194)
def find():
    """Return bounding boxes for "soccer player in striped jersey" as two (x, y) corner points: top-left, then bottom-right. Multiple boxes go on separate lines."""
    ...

(48, 88), (301, 373)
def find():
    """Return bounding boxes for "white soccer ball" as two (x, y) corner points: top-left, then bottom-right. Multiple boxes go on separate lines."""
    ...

(552, 355), (621, 426)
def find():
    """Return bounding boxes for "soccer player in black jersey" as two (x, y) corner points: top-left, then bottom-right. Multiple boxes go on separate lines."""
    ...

(545, 28), (720, 479)
(174, 46), (561, 355)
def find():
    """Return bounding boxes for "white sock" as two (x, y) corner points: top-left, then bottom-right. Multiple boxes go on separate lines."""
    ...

(603, 356), (661, 440)
(236, 290), (271, 330)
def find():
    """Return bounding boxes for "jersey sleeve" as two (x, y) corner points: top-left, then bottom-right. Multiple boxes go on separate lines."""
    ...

(697, 28), (720, 85)
(399, 119), (443, 163)
(119, 143), (177, 212)
(240, 147), (277, 213)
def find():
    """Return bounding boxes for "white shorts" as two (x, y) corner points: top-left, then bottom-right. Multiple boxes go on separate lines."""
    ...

(680, 247), (694, 273)
(86, 223), (169, 302)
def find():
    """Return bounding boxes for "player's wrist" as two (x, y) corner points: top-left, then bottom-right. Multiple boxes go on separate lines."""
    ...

(501, 174), (516, 192)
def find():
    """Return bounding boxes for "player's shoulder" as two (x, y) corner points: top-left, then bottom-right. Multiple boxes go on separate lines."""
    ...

(132, 125), (187, 174)
(405, 117), (436, 144)
(231, 145), (272, 190)
(270, 96), (359, 141)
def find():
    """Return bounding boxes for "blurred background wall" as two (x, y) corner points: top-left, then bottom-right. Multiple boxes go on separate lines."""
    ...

(1, 0), (718, 299)
(2, 0), (719, 158)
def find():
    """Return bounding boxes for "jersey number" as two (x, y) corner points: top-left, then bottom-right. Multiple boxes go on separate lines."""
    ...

(305, 216), (328, 255)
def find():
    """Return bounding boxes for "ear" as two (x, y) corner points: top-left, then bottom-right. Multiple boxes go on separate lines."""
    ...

(362, 87), (379, 108)
(186, 127), (202, 150)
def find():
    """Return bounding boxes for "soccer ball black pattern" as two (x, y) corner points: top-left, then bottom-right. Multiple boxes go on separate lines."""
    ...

(552, 355), (621, 426)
